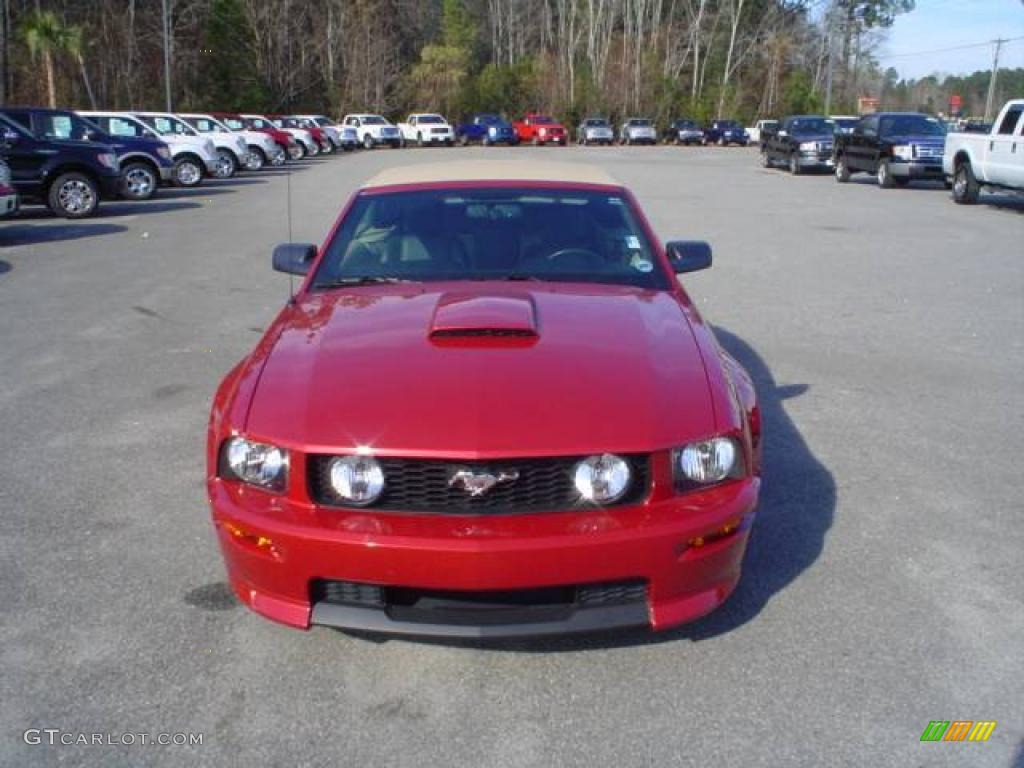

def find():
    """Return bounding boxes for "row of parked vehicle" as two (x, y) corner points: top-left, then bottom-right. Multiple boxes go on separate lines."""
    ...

(0, 107), (355, 219)
(345, 112), (754, 147)
(757, 100), (1024, 204)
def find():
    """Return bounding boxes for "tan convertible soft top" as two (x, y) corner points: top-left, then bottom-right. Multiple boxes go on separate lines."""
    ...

(362, 160), (620, 189)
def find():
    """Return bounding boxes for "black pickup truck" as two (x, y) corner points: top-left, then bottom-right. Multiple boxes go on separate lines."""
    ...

(833, 112), (946, 188)
(0, 112), (121, 217)
(760, 115), (835, 174)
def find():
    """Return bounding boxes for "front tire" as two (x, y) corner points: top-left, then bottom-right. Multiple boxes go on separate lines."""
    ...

(288, 143), (305, 160)
(363, 133), (375, 150)
(173, 155), (203, 187)
(417, 132), (425, 148)
(212, 149), (237, 178)
(952, 161), (980, 204)
(877, 158), (895, 189)
(121, 161), (158, 200)
(761, 151), (772, 169)
(245, 147), (266, 171)
(835, 155), (850, 183)
(789, 153), (802, 175)
(47, 172), (99, 218)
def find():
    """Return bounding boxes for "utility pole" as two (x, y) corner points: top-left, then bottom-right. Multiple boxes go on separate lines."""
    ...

(824, 3), (835, 115)
(984, 38), (1004, 122)
(162, 0), (172, 111)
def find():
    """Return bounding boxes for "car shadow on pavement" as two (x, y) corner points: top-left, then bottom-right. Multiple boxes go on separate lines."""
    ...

(343, 327), (837, 652)
(977, 192), (1024, 213)
(0, 221), (128, 246)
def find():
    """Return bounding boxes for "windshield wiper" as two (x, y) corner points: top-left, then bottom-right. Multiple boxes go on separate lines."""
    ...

(317, 276), (412, 288)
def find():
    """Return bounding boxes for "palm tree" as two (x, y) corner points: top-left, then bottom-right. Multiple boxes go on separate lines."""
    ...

(19, 10), (88, 108)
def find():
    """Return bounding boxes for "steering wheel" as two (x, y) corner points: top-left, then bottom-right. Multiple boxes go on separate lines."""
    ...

(541, 248), (604, 271)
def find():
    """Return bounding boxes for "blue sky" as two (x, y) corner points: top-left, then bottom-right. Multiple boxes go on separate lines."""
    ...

(880, 0), (1024, 79)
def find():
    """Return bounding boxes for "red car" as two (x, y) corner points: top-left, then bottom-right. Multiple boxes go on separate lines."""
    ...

(207, 161), (761, 638)
(226, 113), (298, 159)
(513, 113), (568, 145)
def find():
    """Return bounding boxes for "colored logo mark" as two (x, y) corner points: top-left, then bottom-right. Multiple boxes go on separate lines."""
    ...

(920, 721), (996, 742)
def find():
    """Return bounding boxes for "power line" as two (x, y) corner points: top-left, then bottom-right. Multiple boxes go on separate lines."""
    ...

(877, 35), (1024, 61)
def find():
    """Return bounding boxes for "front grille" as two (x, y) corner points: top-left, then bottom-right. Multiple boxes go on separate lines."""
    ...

(431, 127), (448, 135)
(312, 579), (648, 624)
(312, 580), (384, 607)
(308, 454), (650, 514)
(915, 144), (943, 159)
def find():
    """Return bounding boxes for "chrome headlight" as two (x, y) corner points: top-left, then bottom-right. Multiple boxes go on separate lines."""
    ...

(222, 436), (287, 491)
(892, 145), (913, 161)
(675, 437), (743, 487)
(328, 455), (385, 506)
(574, 454), (631, 504)
(488, 125), (497, 135)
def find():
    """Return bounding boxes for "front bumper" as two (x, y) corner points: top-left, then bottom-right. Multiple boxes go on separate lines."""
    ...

(209, 471), (759, 638)
(890, 159), (944, 179)
(796, 150), (834, 168)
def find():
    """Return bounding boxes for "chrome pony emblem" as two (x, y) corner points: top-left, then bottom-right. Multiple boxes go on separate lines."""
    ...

(448, 468), (520, 497)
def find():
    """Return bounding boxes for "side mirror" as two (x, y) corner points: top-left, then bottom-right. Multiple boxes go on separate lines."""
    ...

(1, 128), (18, 145)
(665, 241), (712, 274)
(272, 243), (317, 275)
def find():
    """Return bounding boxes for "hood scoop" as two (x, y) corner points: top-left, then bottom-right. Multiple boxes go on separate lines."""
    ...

(429, 293), (538, 344)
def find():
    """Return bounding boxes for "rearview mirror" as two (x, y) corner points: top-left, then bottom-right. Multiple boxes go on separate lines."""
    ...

(272, 243), (317, 275)
(665, 241), (712, 274)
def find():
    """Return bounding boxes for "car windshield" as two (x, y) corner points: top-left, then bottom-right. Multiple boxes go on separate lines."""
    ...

(585, 119), (608, 126)
(186, 117), (228, 133)
(417, 115), (444, 124)
(476, 114), (501, 124)
(314, 117), (335, 126)
(32, 112), (94, 141)
(140, 115), (195, 135)
(92, 115), (154, 138)
(629, 119), (652, 127)
(313, 188), (670, 291)
(788, 118), (831, 135)
(676, 121), (697, 129)
(531, 116), (555, 124)
(831, 118), (858, 130)
(361, 116), (387, 125)
(718, 121), (741, 129)
(879, 115), (945, 137)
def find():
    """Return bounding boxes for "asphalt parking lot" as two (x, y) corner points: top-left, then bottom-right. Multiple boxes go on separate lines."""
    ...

(1, 147), (1022, 768)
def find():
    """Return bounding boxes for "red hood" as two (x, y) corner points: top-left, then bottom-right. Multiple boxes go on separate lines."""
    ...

(244, 282), (715, 457)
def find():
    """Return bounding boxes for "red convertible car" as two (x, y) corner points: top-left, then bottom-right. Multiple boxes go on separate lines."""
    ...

(207, 161), (761, 638)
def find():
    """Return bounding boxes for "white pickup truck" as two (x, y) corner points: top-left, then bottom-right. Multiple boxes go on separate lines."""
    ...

(341, 114), (403, 149)
(944, 99), (1024, 204)
(397, 113), (455, 147)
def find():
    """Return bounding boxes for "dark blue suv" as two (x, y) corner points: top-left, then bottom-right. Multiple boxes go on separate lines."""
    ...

(2, 107), (173, 203)
(704, 119), (750, 146)
(0, 111), (121, 218)
(455, 114), (518, 146)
